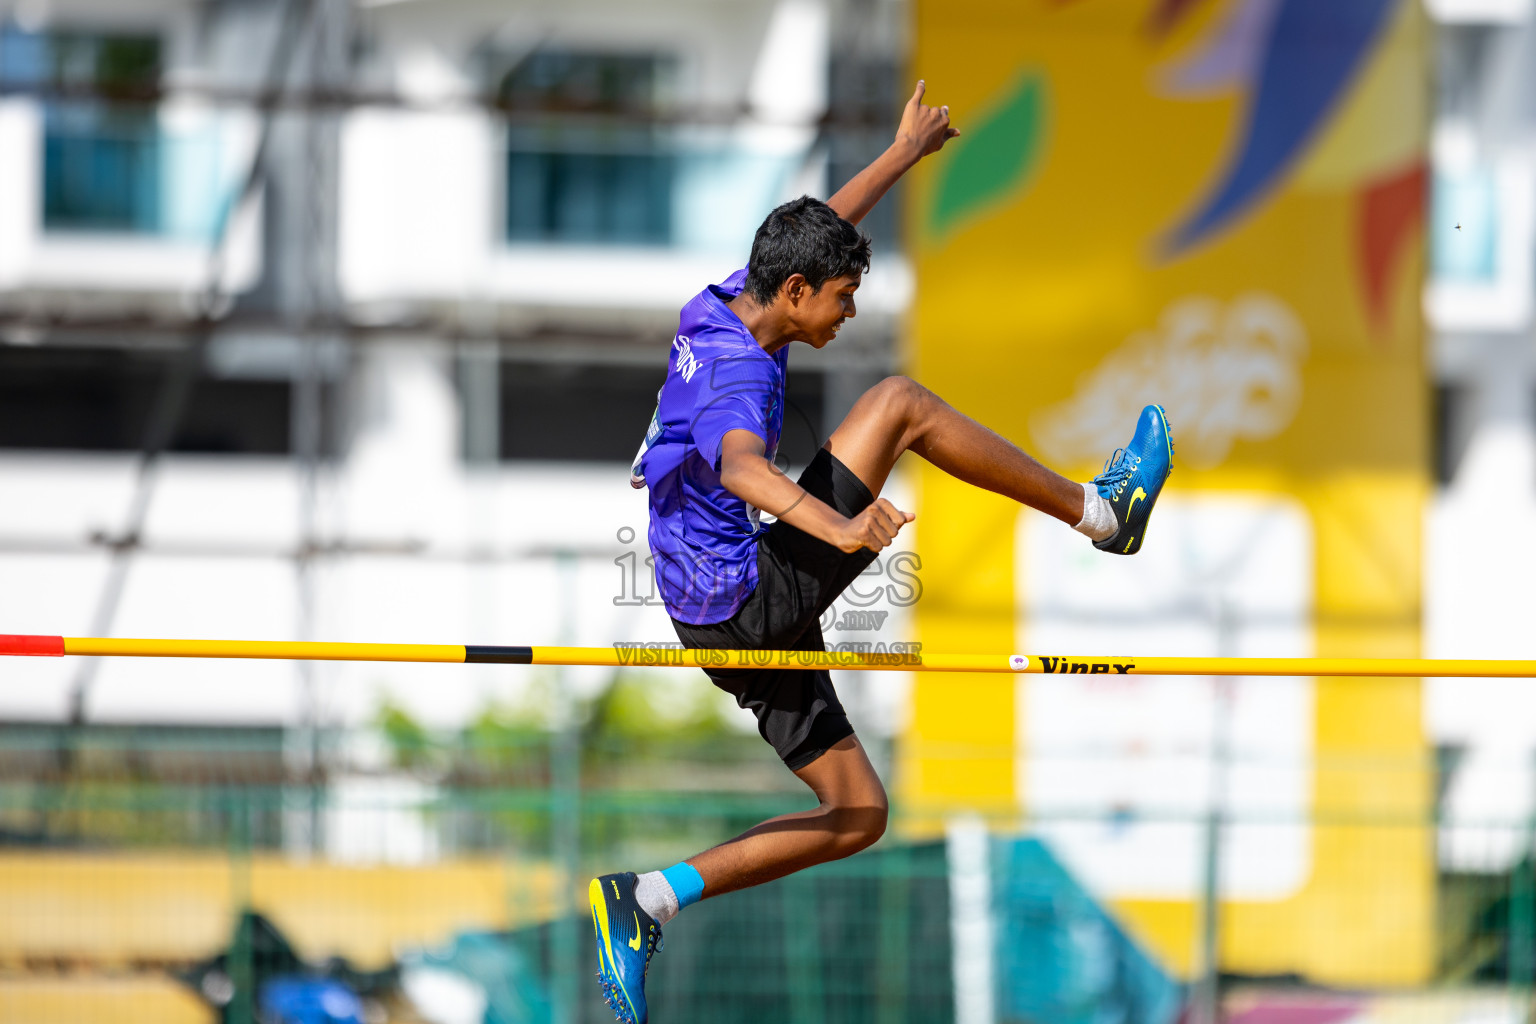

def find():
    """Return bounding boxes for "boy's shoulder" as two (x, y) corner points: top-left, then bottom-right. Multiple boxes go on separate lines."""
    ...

(668, 330), (776, 399)
(665, 266), (782, 392)
(714, 266), (749, 295)
(680, 268), (747, 324)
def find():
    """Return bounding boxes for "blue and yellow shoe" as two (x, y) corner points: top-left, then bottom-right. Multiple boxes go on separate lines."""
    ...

(1092, 405), (1174, 556)
(590, 872), (662, 1024)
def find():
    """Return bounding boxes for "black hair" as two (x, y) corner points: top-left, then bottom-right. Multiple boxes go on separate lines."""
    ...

(742, 196), (872, 306)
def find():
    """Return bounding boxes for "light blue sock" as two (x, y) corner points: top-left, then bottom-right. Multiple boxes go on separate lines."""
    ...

(634, 862), (706, 926)
(660, 860), (705, 909)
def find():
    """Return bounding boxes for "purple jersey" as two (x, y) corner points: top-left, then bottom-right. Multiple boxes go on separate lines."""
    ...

(633, 268), (787, 624)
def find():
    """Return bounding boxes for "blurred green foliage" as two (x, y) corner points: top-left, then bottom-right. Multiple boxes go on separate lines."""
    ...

(374, 669), (763, 782)
(370, 670), (786, 862)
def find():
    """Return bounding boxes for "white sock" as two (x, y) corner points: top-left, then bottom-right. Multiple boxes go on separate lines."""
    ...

(634, 870), (680, 926)
(1073, 482), (1118, 542)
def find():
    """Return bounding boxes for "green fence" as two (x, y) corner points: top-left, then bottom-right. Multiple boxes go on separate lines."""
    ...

(1, 723), (1534, 1024)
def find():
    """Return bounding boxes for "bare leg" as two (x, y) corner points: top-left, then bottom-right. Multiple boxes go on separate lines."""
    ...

(686, 735), (888, 898)
(672, 380), (1073, 900)
(825, 375), (1084, 524)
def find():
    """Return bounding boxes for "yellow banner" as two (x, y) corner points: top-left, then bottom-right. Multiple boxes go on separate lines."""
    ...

(903, 0), (1429, 984)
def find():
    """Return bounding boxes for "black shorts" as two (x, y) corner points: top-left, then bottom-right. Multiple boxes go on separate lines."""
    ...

(670, 448), (878, 771)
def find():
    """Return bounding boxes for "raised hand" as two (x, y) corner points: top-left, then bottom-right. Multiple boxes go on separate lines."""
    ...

(825, 80), (960, 224)
(896, 80), (961, 159)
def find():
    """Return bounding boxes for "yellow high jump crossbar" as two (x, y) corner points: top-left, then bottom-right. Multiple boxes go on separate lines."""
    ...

(3, 634), (1535, 677)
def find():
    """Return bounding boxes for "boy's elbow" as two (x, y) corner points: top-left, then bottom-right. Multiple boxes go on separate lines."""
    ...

(718, 456), (747, 495)
(718, 452), (761, 499)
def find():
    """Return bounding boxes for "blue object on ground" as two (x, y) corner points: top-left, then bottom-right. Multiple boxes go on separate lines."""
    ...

(992, 837), (1182, 1024)
(407, 929), (553, 1024)
(258, 976), (366, 1024)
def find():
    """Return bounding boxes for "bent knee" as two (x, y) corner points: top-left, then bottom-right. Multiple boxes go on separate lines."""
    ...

(859, 801), (890, 850)
(870, 375), (929, 411)
(823, 799), (889, 860)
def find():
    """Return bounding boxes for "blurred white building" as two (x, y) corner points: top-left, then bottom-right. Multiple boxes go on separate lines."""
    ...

(0, 0), (1534, 873)
(1424, 0), (1536, 872)
(0, 0), (915, 741)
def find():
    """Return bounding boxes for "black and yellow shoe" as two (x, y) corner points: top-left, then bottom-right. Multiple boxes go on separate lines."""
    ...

(590, 872), (662, 1024)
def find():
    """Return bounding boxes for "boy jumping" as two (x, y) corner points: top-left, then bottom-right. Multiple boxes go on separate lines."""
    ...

(591, 81), (1173, 1023)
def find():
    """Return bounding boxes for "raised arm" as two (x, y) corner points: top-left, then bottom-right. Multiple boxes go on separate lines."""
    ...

(825, 80), (960, 226)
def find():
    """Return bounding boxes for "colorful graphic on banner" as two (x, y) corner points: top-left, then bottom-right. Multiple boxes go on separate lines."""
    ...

(903, 0), (1429, 986)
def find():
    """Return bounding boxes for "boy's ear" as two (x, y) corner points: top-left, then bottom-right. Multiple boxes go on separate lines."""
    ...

(781, 273), (808, 306)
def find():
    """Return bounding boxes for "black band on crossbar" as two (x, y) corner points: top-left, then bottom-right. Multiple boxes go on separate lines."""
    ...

(465, 645), (534, 664)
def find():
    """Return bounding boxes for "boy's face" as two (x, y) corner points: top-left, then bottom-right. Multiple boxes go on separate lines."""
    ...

(783, 272), (861, 348)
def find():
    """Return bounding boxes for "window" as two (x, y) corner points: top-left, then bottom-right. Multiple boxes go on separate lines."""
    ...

(0, 345), (292, 455)
(498, 51), (670, 116)
(505, 139), (673, 245)
(44, 102), (163, 233)
(0, 24), (160, 92)
(498, 51), (677, 246)
(1432, 383), (1474, 487)
(827, 56), (904, 254)
(491, 361), (826, 464)
(1433, 168), (1497, 285)
(0, 25), (192, 236)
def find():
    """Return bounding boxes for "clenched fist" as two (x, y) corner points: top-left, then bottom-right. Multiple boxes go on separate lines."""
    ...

(836, 497), (915, 553)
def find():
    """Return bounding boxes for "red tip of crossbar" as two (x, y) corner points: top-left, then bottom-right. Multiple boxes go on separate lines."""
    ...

(0, 635), (65, 657)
